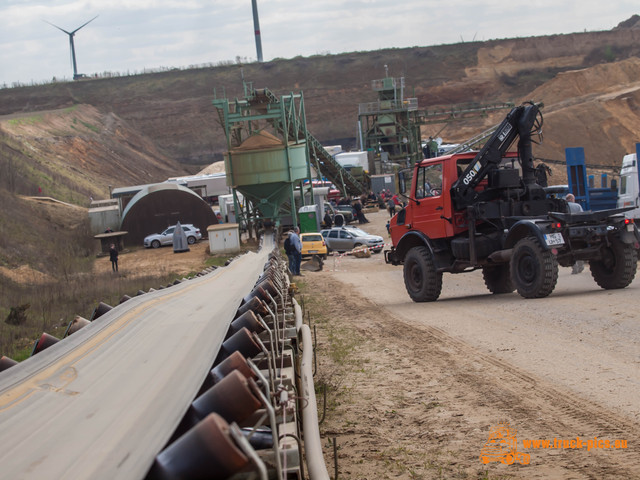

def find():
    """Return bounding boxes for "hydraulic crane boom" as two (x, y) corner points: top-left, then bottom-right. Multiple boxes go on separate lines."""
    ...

(451, 102), (543, 210)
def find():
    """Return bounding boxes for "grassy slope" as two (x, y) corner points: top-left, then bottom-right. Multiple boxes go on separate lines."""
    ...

(2, 26), (640, 165)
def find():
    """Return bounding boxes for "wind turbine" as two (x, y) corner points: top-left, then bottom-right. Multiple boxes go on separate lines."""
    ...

(45, 15), (98, 80)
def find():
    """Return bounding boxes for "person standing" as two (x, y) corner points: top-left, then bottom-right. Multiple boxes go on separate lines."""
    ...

(109, 244), (119, 272)
(565, 193), (583, 213)
(428, 137), (439, 158)
(353, 200), (369, 224)
(284, 232), (295, 274)
(290, 227), (303, 276)
(565, 194), (585, 274)
(387, 197), (395, 218)
(323, 210), (333, 229)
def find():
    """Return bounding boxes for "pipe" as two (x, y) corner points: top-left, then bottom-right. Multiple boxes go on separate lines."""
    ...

(210, 351), (256, 383)
(91, 301), (113, 321)
(0, 356), (18, 372)
(191, 370), (262, 424)
(298, 322), (330, 479)
(64, 315), (90, 337)
(487, 248), (513, 263)
(293, 299), (303, 331)
(31, 333), (60, 356)
(227, 310), (265, 338)
(149, 413), (249, 479)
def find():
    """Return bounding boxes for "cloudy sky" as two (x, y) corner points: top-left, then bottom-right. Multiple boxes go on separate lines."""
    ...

(0, 1), (637, 87)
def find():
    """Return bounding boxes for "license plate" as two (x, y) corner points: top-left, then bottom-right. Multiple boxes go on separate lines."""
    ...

(544, 233), (564, 246)
(309, 250), (318, 253)
(627, 224), (635, 232)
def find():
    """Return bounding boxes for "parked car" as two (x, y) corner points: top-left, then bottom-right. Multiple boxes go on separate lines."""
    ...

(143, 224), (202, 248)
(300, 232), (328, 259)
(320, 226), (384, 253)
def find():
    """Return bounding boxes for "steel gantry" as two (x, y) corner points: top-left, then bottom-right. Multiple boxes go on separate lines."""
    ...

(213, 82), (367, 230)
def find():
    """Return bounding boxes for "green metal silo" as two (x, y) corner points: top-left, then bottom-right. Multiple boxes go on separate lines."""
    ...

(213, 84), (315, 228)
(224, 130), (308, 221)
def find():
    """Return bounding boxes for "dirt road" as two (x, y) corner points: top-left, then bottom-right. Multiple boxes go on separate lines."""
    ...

(305, 208), (640, 479)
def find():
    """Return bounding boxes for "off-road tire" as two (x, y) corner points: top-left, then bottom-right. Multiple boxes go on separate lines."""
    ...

(403, 246), (443, 302)
(510, 236), (558, 298)
(482, 264), (515, 294)
(187, 236), (196, 245)
(151, 240), (161, 249)
(590, 238), (637, 289)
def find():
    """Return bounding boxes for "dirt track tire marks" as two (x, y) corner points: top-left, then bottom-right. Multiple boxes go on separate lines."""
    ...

(308, 273), (640, 479)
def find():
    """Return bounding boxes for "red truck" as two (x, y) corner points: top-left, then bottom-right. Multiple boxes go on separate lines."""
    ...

(385, 102), (640, 301)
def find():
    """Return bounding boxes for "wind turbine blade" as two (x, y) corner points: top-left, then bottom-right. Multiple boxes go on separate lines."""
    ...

(71, 15), (99, 34)
(43, 19), (71, 35)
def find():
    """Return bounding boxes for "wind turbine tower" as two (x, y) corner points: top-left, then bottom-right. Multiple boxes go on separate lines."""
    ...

(45, 15), (98, 80)
(251, 0), (263, 62)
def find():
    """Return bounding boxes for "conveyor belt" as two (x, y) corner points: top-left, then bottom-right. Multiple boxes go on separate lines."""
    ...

(0, 237), (274, 479)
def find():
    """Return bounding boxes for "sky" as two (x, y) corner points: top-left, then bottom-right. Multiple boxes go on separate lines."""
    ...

(0, 1), (638, 87)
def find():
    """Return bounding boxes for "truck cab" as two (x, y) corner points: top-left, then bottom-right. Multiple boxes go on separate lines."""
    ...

(392, 152), (523, 245)
(617, 144), (640, 221)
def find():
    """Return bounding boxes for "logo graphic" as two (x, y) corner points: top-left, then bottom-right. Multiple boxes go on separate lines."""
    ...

(480, 422), (530, 465)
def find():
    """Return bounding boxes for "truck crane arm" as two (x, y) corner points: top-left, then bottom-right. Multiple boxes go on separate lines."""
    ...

(450, 102), (543, 210)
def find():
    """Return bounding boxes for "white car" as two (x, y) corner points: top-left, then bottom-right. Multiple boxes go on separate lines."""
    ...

(143, 224), (202, 248)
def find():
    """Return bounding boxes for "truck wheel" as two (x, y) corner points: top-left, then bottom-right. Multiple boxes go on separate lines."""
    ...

(403, 246), (442, 302)
(482, 265), (514, 294)
(590, 238), (637, 289)
(510, 236), (558, 298)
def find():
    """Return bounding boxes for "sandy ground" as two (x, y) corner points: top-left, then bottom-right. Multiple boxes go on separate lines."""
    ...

(92, 241), (213, 279)
(302, 208), (640, 479)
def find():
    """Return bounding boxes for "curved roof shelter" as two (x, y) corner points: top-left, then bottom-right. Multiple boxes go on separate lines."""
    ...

(120, 183), (218, 245)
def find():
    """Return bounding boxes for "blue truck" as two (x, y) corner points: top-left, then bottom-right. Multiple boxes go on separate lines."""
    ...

(564, 146), (619, 211)
(562, 143), (640, 217)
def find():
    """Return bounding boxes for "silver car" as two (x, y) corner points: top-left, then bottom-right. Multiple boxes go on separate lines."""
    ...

(143, 224), (202, 248)
(320, 226), (384, 253)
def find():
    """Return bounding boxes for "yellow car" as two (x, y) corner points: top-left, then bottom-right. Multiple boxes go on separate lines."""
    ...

(300, 232), (328, 259)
